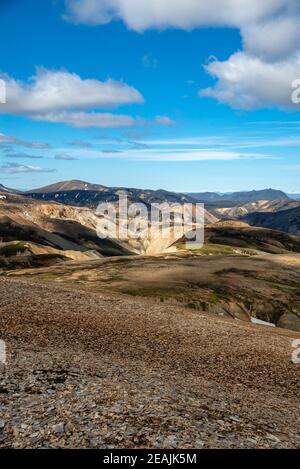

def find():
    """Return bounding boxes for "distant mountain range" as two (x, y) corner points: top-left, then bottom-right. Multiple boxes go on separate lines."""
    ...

(1, 180), (300, 234)
(1, 181), (292, 204)
(25, 180), (197, 208)
(186, 189), (289, 202)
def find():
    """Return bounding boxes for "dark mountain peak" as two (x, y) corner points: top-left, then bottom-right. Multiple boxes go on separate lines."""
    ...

(186, 188), (289, 203)
(226, 189), (289, 202)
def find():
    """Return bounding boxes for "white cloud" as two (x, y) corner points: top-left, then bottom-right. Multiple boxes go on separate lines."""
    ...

(31, 111), (138, 128)
(0, 68), (143, 115)
(201, 52), (300, 110)
(64, 0), (289, 31)
(0, 68), (145, 128)
(0, 68), (176, 128)
(125, 149), (272, 162)
(64, 0), (300, 111)
(0, 163), (55, 174)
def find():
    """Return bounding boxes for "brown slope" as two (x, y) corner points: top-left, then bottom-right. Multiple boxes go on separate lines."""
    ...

(0, 276), (299, 448)
(204, 223), (300, 253)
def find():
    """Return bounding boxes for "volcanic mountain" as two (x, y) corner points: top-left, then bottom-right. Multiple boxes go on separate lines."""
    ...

(28, 180), (108, 193)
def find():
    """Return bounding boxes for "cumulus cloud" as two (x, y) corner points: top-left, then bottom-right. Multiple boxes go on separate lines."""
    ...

(0, 163), (55, 174)
(64, 0), (288, 31)
(241, 16), (300, 61)
(201, 52), (300, 110)
(0, 68), (143, 115)
(0, 68), (144, 128)
(64, 0), (300, 111)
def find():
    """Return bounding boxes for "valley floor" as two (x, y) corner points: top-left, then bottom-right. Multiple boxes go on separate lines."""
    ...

(0, 276), (299, 449)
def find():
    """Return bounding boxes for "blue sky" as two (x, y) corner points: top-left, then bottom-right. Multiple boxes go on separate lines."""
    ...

(1, 0), (300, 192)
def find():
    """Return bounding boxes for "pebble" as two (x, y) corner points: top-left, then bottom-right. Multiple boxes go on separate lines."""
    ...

(52, 423), (65, 434)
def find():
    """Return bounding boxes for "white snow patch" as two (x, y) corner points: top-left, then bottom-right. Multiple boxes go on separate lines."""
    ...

(251, 317), (276, 328)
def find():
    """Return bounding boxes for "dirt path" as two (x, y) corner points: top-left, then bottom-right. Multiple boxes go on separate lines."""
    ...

(0, 277), (299, 448)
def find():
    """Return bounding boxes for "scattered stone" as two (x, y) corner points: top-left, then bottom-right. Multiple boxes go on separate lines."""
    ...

(194, 439), (204, 449)
(52, 423), (65, 434)
(266, 434), (281, 444)
(163, 436), (177, 448)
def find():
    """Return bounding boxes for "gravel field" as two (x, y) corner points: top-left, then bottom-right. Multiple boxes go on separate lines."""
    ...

(0, 277), (299, 449)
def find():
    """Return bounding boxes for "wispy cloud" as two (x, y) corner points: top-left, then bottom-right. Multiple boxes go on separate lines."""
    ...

(50, 146), (273, 162)
(55, 153), (78, 161)
(4, 151), (44, 159)
(69, 139), (93, 148)
(31, 111), (138, 128)
(0, 133), (49, 149)
(155, 116), (175, 127)
(136, 134), (300, 150)
(117, 149), (273, 162)
(0, 163), (55, 174)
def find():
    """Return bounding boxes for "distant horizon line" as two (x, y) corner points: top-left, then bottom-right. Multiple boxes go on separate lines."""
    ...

(1, 179), (299, 196)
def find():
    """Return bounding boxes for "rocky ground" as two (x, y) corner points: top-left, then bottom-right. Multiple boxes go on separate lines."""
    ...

(0, 277), (299, 449)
